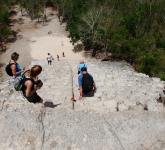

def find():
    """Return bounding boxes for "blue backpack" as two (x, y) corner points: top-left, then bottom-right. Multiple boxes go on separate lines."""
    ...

(78, 64), (87, 74)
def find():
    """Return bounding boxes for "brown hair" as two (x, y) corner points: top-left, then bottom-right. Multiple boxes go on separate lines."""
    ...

(11, 52), (19, 60)
(80, 61), (84, 64)
(28, 65), (42, 78)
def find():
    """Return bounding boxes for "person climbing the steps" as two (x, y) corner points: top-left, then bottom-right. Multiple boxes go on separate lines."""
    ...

(48, 30), (52, 34)
(62, 52), (65, 57)
(78, 67), (96, 100)
(61, 41), (64, 46)
(57, 55), (59, 61)
(46, 53), (54, 65)
(78, 61), (87, 74)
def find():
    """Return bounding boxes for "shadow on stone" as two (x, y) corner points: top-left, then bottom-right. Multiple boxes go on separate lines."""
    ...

(44, 101), (61, 108)
(72, 44), (84, 53)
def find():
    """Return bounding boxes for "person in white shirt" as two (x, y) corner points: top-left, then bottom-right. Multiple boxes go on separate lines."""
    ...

(46, 53), (53, 65)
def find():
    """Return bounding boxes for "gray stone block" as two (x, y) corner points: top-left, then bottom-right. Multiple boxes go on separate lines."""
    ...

(118, 103), (129, 111)
(147, 102), (164, 111)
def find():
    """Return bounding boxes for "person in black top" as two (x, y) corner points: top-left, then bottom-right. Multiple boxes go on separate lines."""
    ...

(22, 65), (43, 103)
(78, 67), (96, 100)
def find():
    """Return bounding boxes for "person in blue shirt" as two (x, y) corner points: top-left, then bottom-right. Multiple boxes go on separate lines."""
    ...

(78, 61), (87, 74)
(10, 52), (28, 77)
(78, 67), (96, 100)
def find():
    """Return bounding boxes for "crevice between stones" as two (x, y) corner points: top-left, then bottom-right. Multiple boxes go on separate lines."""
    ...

(102, 114), (124, 150)
(0, 100), (6, 111)
(37, 106), (46, 150)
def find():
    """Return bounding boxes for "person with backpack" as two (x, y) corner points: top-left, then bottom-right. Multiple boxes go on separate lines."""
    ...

(6, 52), (25, 77)
(22, 65), (43, 103)
(78, 67), (96, 100)
(78, 61), (87, 74)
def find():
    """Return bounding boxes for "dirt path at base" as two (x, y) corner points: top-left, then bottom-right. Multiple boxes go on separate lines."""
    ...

(0, 6), (87, 81)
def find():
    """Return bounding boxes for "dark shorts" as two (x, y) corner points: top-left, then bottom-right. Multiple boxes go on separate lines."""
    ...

(82, 90), (94, 97)
(23, 92), (41, 103)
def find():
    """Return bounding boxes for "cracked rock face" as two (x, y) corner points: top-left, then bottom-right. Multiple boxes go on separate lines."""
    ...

(0, 59), (165, 150)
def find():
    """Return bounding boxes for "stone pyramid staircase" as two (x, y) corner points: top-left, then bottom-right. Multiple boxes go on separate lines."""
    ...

(0, 59), (165, 150)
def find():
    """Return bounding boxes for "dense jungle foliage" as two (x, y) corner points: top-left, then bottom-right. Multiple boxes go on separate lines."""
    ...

(0, 0), (165, 80)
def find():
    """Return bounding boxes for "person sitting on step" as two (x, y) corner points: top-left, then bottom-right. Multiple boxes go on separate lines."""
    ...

(78, 67), (96, 100)
(9, 52), (26, 77)
(22, 65), (43, 104)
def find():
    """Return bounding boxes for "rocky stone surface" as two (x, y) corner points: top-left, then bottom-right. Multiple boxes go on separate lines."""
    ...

(0, 59), (165, 150)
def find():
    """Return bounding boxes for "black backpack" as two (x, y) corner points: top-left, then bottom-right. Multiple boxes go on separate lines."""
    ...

(82, 73), (94, 93)
(5, 62), (15, 76)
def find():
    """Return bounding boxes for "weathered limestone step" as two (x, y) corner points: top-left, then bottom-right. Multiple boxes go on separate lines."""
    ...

(0, 102), (165, 150)
(68, 59), (165, 112)
(30, 60), (73, 110)
(0, 59), (165, 149)
(0, 59), (165, 112)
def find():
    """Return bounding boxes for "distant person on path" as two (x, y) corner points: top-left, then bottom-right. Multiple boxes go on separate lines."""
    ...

(78, 61), (87, 74)
(48, 30), (52, 34)
(44, 14), (47, 21)
(57, 55), (59, 61)
(46, 53), (53, 65)
(62, 52), (65, 57)
(9, 52), (27, 77)
(61, 41), (64, 46)
(78, 67), (96, 100)
(22, 65), (43, 104)
(60, 16), (63, 25)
